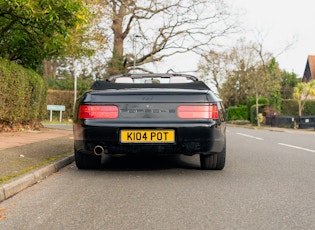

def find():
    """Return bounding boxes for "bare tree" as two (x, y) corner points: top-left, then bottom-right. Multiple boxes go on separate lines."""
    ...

(200, 38), (263, 105)
(198, 51), (227, 92)
(103, 0), (238, 76)
(200, 38), (282, 126)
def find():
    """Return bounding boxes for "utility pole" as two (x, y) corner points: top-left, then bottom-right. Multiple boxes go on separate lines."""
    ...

(74, 74), (77, 111)
(133, 35), (141, 73)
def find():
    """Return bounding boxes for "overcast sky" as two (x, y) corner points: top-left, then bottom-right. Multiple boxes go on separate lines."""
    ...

(151, 0), (314, 78)
(233, 0), (315, 77)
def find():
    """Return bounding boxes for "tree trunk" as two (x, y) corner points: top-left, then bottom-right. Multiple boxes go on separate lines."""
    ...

(107, 2), (129, 76)
(42, 59), (57, 79)
(256, 91), (260, 127)
(52, 62), (57, 79)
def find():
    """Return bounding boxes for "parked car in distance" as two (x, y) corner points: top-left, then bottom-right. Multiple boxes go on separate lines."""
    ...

(73, 73), (226, 170)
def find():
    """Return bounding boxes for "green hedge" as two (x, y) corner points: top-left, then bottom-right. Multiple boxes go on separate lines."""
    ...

(226, 105), (248, 121)
(281, 99), (298, 115)
(45, 77), (92, 121)
(281, 99), (315, 116)
(47, 76), (92, 91)
(304, 100), (315, 115)
(0, 58), (47, 127)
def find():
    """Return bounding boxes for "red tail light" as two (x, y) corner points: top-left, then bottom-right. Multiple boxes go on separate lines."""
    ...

(79, 105), (118, 119)
(177, 105), (219, 119)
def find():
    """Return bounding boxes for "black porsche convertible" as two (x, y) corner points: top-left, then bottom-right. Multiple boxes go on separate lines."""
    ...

(73, 73), (226, 170)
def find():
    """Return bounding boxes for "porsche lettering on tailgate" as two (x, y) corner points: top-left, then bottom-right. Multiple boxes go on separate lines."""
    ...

(120, 130), (175, 143)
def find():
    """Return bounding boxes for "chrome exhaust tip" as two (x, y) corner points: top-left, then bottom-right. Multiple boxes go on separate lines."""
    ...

(93, 145), (105, 156)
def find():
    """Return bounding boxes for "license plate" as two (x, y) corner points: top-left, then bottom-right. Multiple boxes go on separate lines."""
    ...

(120, 130), (175, 143)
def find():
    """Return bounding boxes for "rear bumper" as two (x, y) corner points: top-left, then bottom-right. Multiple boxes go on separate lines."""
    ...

(74, 121), (225, 156)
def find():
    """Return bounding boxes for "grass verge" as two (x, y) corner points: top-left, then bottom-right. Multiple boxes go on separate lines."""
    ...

(0, 153), (70, 184)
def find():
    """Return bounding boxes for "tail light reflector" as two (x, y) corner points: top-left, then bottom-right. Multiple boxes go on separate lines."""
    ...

(79, 105), (118, 119)
(177, 105), (219, 119)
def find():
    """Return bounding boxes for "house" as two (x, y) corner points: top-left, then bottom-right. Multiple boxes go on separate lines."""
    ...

(302, 55), (315, 82)
(302, 55), (315, 101)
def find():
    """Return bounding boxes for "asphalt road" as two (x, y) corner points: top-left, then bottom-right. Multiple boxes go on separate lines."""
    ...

(0, 127), (314, 229)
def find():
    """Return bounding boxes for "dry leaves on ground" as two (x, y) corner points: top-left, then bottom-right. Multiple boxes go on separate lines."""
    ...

(0, 207), (6, 220)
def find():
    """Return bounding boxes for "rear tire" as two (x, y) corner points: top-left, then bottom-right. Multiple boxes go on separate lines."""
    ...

(75, 149), (101, 169)
(200, 145), (226, 170)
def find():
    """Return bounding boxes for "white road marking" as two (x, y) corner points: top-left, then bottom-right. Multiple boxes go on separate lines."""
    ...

(278, 143), (315, 153)
(236, 133), (264, 141)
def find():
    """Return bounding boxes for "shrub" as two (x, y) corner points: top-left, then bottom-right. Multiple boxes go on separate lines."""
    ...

(281, 99), (315, 116)
(0, 58), (47, 130)
(47, 76), (92, 93)
(226, 105), (248, 121)
(302, 100), (315, 115)
(246, 96), (270, 120)
(250, 104), (267, 124)
(281, 99), (299, 116)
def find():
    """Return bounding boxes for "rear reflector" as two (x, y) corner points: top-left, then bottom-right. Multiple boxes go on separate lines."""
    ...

(177, 105), (219, 119)
(79, 105), (118, 119)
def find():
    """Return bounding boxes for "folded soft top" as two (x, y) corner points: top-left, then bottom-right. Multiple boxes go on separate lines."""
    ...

(91, 81), (210, 90)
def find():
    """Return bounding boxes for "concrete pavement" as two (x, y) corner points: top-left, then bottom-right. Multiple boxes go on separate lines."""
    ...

(0, 127), (74, 202)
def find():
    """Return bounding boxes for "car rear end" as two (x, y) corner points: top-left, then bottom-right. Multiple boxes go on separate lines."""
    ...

(73, 76), (226, 170)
